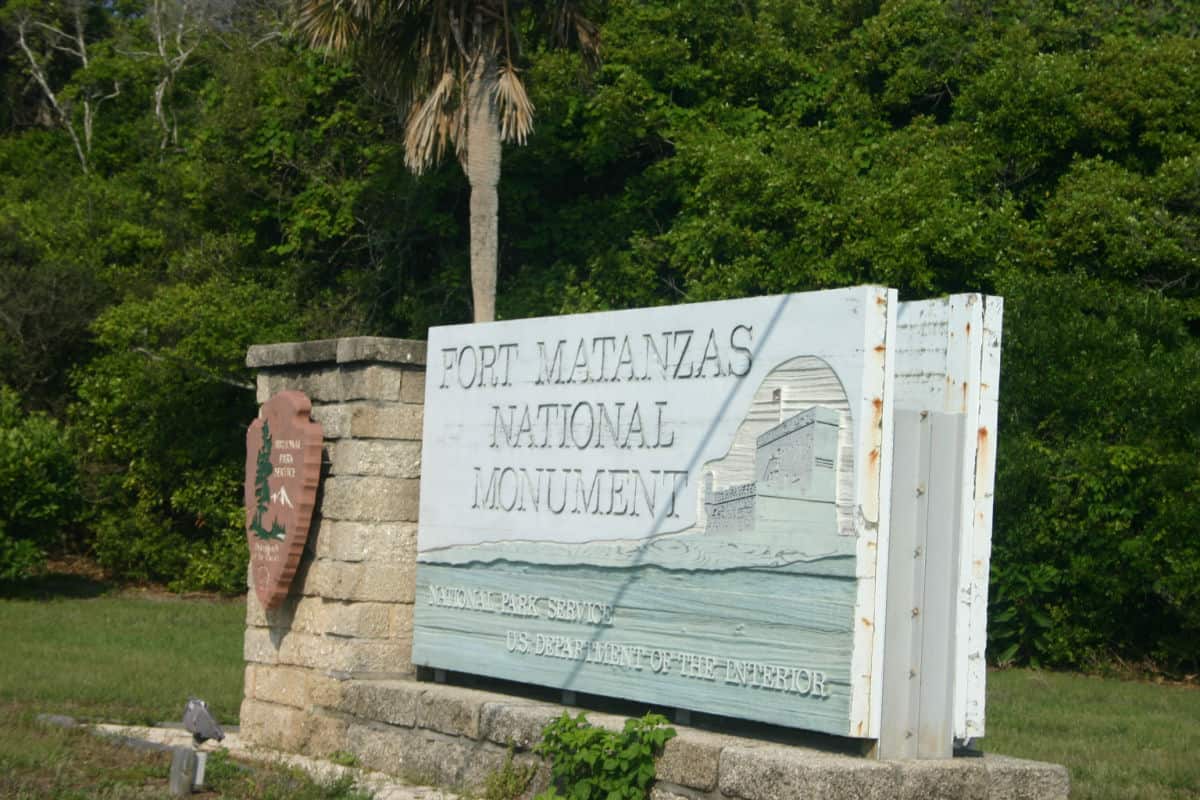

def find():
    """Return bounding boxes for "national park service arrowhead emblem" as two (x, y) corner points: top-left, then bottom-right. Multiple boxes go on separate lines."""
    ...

(244, 391), (323, 608)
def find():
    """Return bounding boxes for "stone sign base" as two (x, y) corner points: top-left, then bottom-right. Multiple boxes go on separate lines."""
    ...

(241, 678), (1068, 800)
(241, 337), (1068, 800)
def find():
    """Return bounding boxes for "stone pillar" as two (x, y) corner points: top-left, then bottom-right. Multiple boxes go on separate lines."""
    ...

(239, 337), (426, 756)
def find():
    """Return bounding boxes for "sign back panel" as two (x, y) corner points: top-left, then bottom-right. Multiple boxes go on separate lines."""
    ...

(413, 287), (897, 737)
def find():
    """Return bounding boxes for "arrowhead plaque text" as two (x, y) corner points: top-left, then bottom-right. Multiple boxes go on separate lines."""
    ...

(244, 390), (323, 608)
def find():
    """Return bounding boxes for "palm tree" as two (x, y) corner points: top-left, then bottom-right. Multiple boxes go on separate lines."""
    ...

(297, 0), (598, 322)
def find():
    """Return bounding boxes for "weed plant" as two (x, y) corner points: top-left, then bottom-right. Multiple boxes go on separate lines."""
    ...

(480, 747), (537, 800)
(534, 712), (675, 800)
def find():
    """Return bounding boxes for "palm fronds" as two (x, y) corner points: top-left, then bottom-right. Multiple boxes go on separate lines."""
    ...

(493, 64), (533, 144)
(297, 0), (384, 51)
(404, 69), (460, 173)
(296, 0), (598, 171)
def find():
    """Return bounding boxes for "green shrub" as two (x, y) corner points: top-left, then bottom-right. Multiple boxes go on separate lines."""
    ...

(90, 506), (189, 586)
(988, 561), (1057, 668)
(71, 278), (300, 591)
(175, 520), (250, 595)
(535, 712), (675, 800)
(0, 522), (45, 582)
(0, 386), (81, 580)
(991, 273), (1200, 672)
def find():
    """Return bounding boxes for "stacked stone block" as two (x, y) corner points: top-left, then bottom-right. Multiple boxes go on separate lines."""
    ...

(251, 674), (1069, 800)
(239, 337), (425, 758)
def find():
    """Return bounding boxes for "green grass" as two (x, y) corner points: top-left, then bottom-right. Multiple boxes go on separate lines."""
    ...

(0, 589), (245, 725)
(0, 705), (373, 799)
(0, 706), (166, 799)
(1, 584), (1198, 799)
(0, 580), (374, 798)
(986, 669), (1200, 800)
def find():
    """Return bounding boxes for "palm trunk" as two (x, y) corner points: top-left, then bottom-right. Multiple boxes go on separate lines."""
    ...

(465, 57), (501, 323)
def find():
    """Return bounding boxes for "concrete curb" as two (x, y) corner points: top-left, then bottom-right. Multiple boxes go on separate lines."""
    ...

(41, 716), (458, 800)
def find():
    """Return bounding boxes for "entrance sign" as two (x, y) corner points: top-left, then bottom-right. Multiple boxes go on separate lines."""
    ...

(245, 390), (323, 609)
(412, 287), (1003, 743)
(413, 287), (1001, 744)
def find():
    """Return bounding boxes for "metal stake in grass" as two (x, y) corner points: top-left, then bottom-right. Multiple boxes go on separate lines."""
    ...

(170, 698), (225, 796)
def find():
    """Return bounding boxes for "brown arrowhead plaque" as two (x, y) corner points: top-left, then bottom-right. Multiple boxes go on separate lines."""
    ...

(244, 390), (324, 609)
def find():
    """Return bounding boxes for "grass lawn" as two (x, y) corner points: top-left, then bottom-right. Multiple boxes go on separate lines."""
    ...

(0, 575), (371, 798)
(0, 581), (245, 725)
(0, 706), (372, 799)
(1, 577), (1198, 799)
(986, 668), (1200, 800)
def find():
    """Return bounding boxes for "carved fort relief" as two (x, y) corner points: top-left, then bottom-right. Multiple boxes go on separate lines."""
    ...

(697, 355), (855, 541)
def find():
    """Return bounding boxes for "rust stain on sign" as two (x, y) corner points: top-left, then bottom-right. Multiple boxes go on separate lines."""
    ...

(974, 425), (992, 499)
(977, 426), (991, 465)
(860, 386), (885, 523)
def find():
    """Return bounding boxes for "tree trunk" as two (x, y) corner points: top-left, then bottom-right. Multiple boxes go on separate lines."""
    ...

(465, 57), (501, 323)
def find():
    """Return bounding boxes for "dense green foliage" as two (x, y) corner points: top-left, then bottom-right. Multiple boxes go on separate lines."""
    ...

(0, 0), (1196, 670)
(0, 387), (80, 579)
(535, 712), (675, 800)
(73, 279), (301, 591)
(994, 276), (1200, 668)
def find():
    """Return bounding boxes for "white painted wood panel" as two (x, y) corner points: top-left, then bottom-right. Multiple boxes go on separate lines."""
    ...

(965, 297), (1003, 738)
(891, 294), (1002, 743)
(878, 410), (926, 758)
(862, 288), (898, 739)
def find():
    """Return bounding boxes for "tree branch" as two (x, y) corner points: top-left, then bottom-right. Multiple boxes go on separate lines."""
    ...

(31, 21), (85, 60)
(133, 347), (255, 391)
(15, 18), (89, 174)
(71, 0), (90, 68)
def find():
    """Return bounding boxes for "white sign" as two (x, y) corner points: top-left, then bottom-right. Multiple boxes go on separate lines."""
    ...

(413, 287), (1001, 751)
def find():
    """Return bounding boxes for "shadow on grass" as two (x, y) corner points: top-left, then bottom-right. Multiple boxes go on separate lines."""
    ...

(0, 570), (114, 600)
